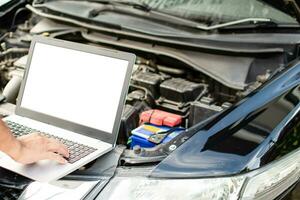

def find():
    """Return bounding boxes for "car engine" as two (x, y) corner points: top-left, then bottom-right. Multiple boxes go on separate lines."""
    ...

(0, 14), (277, 152)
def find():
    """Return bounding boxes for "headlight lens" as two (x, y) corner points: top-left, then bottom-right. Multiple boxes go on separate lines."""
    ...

(97, 176), (245, 200)
(241, 149), (300, 200)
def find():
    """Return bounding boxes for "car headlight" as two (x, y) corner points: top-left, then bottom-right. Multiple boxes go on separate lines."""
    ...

(241, 148), (300, 200)
(97, 176), (245, 200)
(97, 149), (300, 200)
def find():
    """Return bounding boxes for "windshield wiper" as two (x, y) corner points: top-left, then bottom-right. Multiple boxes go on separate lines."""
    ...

(196, 18), (275, 30)
(86, 0), (276, 31)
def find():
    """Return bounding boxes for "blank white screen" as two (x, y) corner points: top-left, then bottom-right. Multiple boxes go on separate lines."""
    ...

(21, 42), (129, 134)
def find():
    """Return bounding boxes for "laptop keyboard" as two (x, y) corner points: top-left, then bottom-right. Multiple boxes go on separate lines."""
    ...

(6, 121), (97, 164)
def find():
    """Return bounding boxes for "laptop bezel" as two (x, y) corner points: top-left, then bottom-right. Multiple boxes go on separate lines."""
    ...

(15, 36), (135, 146)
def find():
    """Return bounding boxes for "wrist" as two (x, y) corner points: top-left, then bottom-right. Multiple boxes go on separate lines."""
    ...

(0, 135), (22, 161)
(0, 120), (22, 161)
(8, 138), (22, 161)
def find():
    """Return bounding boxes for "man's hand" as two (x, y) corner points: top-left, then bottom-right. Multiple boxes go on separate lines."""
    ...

(0, 120), (69, 164)
(12, 133), (70, 164)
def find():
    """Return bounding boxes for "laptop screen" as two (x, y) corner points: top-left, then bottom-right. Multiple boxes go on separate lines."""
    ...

(20, 42), (129, 134)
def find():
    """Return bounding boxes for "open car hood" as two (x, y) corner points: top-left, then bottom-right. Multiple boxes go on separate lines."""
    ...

(151, 60), (300, 178)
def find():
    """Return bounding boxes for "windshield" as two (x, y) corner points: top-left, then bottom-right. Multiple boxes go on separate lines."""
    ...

(115, 0), (298, 24)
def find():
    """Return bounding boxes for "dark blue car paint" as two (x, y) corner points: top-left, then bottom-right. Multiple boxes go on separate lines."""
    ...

(151, 60), (300, 178)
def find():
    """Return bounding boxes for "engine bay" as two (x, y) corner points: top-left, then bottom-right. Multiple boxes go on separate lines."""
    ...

(118, 56), (234, 148)
(0, 14), (282, 155)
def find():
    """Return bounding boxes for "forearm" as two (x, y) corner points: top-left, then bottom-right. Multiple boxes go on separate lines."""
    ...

(0, 120), (21, 160)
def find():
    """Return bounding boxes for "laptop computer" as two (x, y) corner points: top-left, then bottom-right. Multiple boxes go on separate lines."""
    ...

(0, 36), (135, 182)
